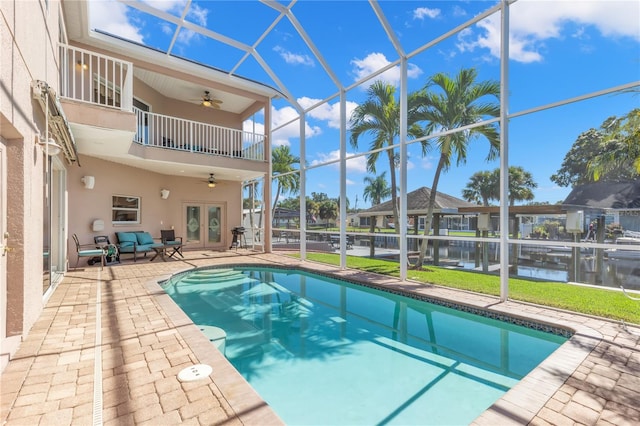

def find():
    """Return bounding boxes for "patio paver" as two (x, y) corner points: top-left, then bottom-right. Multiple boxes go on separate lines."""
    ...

(1, 249), (639, 425)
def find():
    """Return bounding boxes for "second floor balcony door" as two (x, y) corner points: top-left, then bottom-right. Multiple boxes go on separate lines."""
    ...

(184, 203), (225, 250)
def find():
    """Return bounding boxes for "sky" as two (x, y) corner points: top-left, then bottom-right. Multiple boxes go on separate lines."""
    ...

(89, 0), (640, 209)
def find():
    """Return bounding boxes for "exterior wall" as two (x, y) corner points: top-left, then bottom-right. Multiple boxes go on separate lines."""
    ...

(61, 99), (137, 132)
(0, 0), (63, 371)
(133, 78), (242, 129)
(0, 0), (270, 373)
(67, 156), (244, 264)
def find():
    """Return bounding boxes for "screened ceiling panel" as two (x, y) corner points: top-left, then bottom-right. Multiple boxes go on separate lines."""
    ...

(189, 0), (281, 46)
(256, 15), (338, 99)
(292, 0), (399, 88)
(172, 32), (248, 72)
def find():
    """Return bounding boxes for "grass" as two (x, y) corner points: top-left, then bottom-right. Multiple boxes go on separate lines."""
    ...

(290, 252), (640, 325)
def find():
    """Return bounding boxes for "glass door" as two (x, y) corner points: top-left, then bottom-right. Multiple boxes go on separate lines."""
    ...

(207, 206), (222, 244)
(185, 205), (202, 245)
(184, 203), (226, 249)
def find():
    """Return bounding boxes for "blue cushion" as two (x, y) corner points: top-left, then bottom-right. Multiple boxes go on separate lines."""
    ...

(136, 232), (155, 245)
(116, 232), (137, 248)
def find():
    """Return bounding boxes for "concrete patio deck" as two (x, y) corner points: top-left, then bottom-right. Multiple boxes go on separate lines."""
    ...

(1, 249), (639, 425)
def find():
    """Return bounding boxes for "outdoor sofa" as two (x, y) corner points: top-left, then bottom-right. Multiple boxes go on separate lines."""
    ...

(115, 231), (163, 262)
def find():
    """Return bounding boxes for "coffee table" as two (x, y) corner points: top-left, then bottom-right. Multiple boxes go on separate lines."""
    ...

(149, 244), (168, 262)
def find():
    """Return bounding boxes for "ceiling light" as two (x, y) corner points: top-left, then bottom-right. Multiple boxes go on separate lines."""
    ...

(202, 100), (212, 107)
(208, 181), (216, 188)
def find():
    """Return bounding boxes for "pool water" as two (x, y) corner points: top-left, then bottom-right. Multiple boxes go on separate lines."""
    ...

(163, 267), (567, 425)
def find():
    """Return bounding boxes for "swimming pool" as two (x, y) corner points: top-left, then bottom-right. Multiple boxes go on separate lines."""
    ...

(162, 266), (568, 425)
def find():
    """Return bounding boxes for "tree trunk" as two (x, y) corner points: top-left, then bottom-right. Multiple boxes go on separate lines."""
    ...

(414, 154), (446, 268)
(388, 148), (400, 236)
(369, 218), (376, 258)
(271, 184), (281, 226)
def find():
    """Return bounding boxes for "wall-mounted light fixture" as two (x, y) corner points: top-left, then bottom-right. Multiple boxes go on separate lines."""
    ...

(77, 60), (88, 70)
(38, 137), (62, 156)
(81, 176), (95, 189)
(160, 189), (170, 199)
(92, 219), (105, 232)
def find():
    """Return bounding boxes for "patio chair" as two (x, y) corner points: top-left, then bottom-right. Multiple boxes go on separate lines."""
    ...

(72, 233), (105, 268)
(161, 229), (184, 258)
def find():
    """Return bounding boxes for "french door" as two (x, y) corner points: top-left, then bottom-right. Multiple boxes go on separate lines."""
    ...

(183, 203), (226, 250)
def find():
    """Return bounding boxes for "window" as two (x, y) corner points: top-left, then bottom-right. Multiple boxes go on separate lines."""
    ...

(112, 195), (140, 224)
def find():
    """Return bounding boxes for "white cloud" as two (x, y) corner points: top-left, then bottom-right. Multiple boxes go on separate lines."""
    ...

(457, 0), (640, 63)
(298, 97), (359, 129)
(310, 150), (368, 173)
(274, 46), (315, 67)
(91, 0), (208, 46)
(452, 6), (467, 18)
(174, 4), (208, 44)
(351, 52), (423, 86)
(264, 98), (359, 147)
(413, 7), (440, 20)
(188, 4), (208, 26)
(271, 105), (322, 147)
(243, 120), (265, 138)
(89, 1), (144, 43)
(421, 157), (435, 171)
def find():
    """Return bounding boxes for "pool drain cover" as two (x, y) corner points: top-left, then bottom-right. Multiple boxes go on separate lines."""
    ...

(177, 364), (212, 382)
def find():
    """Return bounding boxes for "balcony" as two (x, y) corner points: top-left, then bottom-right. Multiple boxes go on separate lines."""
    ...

(58, 43), (266, 163)
(134, 108), (265, 161)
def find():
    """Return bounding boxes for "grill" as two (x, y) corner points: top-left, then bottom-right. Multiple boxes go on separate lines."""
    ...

(230, 227), (246, 250)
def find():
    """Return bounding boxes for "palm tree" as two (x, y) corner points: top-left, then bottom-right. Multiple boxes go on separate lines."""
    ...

(461, 170), (496, 206)
(363, 172), (392, 206)
(243, 181), (262, 241)
(349, 81), (423, 236)
(363, 172), (393, 257)
(504, 166), (537, 206)
(588, 108), (640, 181)
(414, 68), (500, 268)
(272, 145), (300, 223)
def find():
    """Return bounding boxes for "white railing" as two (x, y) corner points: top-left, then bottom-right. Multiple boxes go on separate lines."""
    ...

(59, 44), (133, 112)
(134, 108), (265, 161)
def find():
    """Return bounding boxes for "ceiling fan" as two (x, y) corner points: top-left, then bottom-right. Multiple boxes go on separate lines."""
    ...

(198, 90), (222, 109)
(204, 173), (217, 188)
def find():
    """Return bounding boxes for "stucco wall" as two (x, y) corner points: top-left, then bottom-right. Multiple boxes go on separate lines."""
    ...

(133, 77), (242, 129)
(67, 156), (243, 264)
(0, 0), (62, 370)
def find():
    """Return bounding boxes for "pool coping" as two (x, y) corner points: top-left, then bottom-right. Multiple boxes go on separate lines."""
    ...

(150, 260), (603, 426)
(147, 273), (285, 426)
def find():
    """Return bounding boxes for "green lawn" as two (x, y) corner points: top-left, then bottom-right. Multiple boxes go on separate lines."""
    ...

(290, 252), (640, 325)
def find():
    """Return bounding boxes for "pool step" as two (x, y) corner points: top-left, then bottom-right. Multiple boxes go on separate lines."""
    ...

(196, 325), (227, 354)
(181, 269), (245, 283)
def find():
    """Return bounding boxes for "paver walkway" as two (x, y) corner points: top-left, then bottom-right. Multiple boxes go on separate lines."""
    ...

(1, 250), (639, 425)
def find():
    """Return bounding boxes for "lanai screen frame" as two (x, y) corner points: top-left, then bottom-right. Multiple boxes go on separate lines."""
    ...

(266, 0), (638, 301)
(94, 0), (639, 300)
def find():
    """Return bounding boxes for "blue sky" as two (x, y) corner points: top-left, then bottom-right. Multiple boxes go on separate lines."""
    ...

(90, 0), (640, 208)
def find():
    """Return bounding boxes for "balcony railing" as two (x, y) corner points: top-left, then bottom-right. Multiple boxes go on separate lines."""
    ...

(58, 44), (266, 162)
(134, 108), (265, 161)
(59, 44), (133, 112)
